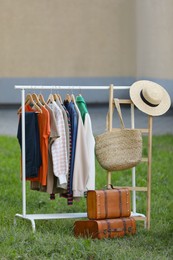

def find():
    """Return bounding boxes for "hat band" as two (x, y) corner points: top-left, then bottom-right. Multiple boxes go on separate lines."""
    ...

(140, 91), (158, 107)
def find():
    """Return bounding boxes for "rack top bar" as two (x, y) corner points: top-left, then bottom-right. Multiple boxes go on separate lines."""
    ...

(14, 85), (130, 90)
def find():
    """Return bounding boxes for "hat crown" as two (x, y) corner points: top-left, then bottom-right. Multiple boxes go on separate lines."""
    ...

(142, 86), (163, 105)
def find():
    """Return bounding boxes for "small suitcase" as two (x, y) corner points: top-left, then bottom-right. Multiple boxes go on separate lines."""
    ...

(74, 217), (136, 239)
(87, 188), (130, 220)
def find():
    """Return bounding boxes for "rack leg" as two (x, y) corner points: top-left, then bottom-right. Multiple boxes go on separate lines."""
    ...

(21, 89), (27, 216)
(14, 216), (17, 226)
(14, 214), (36, 232)
(130, 103), (137, 214)
(30, 219), (36, 232)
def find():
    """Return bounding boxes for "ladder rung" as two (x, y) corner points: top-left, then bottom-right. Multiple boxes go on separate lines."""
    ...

(118, 99), (132, 104)
(140, 129), (149, 134)
(141, 158), (148, 162)
(112, 99), (132, 104)
(112, 186), (147, 192)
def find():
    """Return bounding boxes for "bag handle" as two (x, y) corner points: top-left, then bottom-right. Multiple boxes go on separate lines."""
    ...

(114, 98), (125, 129)
(106, 98), (125, 130)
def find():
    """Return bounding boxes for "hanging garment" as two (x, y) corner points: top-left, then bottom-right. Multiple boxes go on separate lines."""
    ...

(54, 103), (69, 190)
(64, 100), (78, 195)
(84, 113), (95, 190)
(37, 106), (50, 185)
(46, 103), (64, 195)
(30, 102), (60, 193)
(76, 95), (95, 190)
(72, 97), (90, 197)
(55, 98), (70, 163)
(49, 101), (68, 186)
(59, 103), (73, 205)
(76, 95), (88, 123)
(17, 112), (42, 178)
(24, 104), (50, 186)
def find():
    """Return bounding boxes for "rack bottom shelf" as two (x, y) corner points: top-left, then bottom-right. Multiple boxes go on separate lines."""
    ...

(131, 212), (147, 228)
(14, 212), (88, 232)
(14, 211), (146, 232)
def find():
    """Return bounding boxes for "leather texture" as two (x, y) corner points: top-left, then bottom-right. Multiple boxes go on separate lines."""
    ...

(87, 189), (131, 220)
(74, 217), (136, 239)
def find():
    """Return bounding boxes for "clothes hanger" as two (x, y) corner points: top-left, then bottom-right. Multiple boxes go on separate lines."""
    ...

(47, 93), (54, 104)
(53, 93), (58, 101)
(69, 86), (75, 103)
(17, 93), (42, 114)
(38, 93), (52, 111)
(76, 86), (82, 98)
(56, 86), (63, 104)
(38, 93), (46, 105)
(57, 94), (63, 104)
(65, 93), (71, 102)
(32, 93), (43, 107)
(54, 93), (63, 105)
(79, 86), (83, 97)
(71, 94), (76, 103)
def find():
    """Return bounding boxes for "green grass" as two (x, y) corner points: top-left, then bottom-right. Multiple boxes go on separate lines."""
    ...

(0, 135), (173, 259)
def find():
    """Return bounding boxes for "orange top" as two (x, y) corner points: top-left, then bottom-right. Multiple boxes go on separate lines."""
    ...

(25, 105), (50, 185)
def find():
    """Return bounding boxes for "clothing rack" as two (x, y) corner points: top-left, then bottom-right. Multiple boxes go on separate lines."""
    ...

(14, 85), (151, 232)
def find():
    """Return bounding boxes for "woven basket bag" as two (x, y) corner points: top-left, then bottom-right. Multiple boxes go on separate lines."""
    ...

(95, 99), (142, 171)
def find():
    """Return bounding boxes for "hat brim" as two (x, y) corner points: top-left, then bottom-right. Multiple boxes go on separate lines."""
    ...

(130, 80), (171, 116)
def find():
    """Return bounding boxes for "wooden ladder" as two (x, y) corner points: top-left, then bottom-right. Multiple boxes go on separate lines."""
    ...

(107, 85), (152, 230)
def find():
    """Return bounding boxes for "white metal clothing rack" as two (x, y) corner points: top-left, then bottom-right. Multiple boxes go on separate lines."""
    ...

(14, 85), (148, 232)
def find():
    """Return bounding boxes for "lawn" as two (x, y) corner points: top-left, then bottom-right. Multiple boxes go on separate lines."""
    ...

(0, 135), (173, 259)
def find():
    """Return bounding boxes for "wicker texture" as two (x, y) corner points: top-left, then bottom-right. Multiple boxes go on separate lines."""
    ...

(95, 129), (142, 171)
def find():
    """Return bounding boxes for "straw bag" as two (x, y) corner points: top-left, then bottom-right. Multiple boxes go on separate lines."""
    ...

(95, 99), (142, 171)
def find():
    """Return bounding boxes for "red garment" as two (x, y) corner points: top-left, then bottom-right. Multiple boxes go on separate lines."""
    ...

(25, 105), (50, 185)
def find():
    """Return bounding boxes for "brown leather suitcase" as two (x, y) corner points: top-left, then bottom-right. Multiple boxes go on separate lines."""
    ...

(74, 217), (136, 239)
(87, 188), (130, 220)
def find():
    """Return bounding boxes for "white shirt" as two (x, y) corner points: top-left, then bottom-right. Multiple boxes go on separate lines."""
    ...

(72, 100), (90, 197)
(84, 113), (95, 190)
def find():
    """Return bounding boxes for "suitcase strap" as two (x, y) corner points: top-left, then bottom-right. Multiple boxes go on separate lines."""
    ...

(104, 190), (108, 218)
(117, 189), (122, 217)
(122, 218), (133, 233)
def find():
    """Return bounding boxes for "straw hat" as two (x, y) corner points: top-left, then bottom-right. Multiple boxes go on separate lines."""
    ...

(130, 80), (171, 116)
